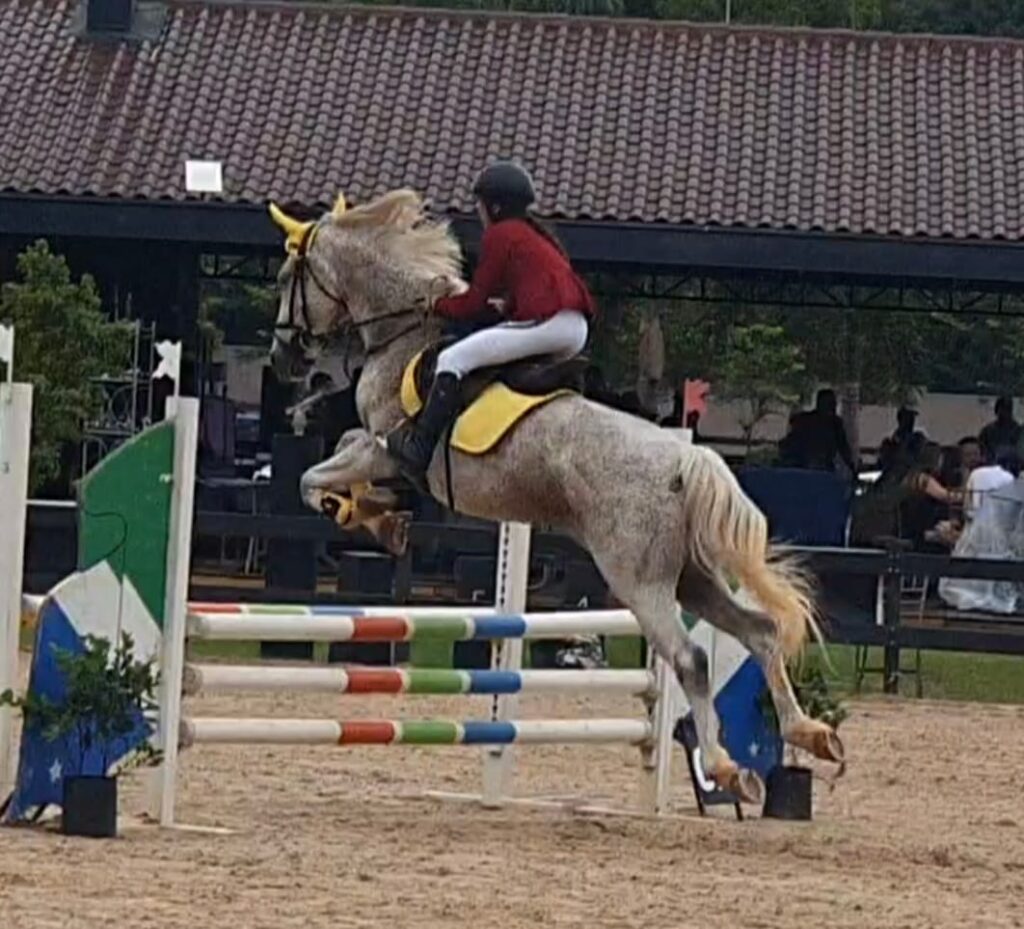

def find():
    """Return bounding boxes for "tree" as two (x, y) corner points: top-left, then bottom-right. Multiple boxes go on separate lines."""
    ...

(0, 241), (132, 492)
(716, 323), (806, 449)
(648, 0), (882, 27)
(338, 0), (1024, 35)
(879, 0), (1024, 37)
(357, 0), (626, 12)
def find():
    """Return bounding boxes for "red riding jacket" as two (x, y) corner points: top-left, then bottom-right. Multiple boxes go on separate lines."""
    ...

(434, 218), (595, 323)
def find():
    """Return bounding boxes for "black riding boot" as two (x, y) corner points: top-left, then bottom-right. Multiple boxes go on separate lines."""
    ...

(386, 372), (461, 489)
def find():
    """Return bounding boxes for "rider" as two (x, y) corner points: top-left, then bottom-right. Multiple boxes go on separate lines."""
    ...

(386, 160), (595, 484)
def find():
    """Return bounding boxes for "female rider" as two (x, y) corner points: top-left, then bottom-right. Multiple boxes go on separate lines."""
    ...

(387, 160), (595, 484)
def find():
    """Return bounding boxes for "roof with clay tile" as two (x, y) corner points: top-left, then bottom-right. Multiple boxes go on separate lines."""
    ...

(4, 0), (1024, 241)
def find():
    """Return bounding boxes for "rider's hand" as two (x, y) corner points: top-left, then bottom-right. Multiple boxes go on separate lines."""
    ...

(424, 275), (467, 310)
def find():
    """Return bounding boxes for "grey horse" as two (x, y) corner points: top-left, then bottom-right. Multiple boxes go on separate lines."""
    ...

(267, 191), (844, 803)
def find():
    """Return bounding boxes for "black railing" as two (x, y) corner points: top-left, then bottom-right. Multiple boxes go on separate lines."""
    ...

(25, 504), (1024, 689)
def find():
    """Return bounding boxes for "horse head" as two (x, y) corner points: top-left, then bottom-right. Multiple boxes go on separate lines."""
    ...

(268, 189), (466, 382)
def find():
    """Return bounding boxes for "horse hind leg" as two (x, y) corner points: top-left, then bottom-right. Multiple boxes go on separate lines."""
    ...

(622, 582), (765, 805)
(677, 564), (845, 765)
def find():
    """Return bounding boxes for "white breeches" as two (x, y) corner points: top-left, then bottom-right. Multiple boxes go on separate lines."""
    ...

(436, 310), (589, 379)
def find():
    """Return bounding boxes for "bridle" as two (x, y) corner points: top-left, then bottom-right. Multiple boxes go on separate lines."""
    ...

(274, 221), (426, 365)
(273, 223), (349, 357)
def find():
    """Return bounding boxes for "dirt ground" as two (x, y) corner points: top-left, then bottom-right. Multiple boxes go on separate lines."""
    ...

(2, 676), (1024, 929)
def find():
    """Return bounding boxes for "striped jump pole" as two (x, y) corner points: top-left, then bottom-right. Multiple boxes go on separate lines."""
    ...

(183, 664), (657, 697)
(151, 415), (677, 828)
(186, 608), (643, 642)
(180, 717), (654, 747)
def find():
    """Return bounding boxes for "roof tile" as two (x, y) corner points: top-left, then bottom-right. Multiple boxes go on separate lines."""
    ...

(5, 0), (1024, 240)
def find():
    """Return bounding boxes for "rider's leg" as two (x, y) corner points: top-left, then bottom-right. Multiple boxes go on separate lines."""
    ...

(434, 310), (589, 378)
(387, 311), (589, 484)
(384, 370), (462, 490)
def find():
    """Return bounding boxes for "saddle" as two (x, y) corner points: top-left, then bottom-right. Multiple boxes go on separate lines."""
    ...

(399, 338), (585, 457)
(408, 337), (588, 411)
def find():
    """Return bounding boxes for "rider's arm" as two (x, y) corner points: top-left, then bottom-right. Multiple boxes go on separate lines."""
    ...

(433, 224), (512, 321)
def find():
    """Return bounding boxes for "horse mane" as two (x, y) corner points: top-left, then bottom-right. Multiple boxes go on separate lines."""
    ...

(331, 188), (464, 283)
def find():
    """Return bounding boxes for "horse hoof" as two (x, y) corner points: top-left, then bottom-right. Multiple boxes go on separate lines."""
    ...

(380, 513), (410, 556)
(710, 757), (764, 805)
(787, 723), (845, 765)
(725, 768), (765, 805)
(321, 492), (352, 527)
(816, 729), (845, 765)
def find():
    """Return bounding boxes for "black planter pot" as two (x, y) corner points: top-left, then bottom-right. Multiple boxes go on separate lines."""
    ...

(762, 765), (812, 821)
(62, 775), (117, 838)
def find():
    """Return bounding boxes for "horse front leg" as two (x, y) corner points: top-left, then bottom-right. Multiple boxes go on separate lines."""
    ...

(300, 429), (410, 555)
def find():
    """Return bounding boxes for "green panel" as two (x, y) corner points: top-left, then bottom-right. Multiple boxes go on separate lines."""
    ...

(408, 640), (453, 668)
(606, 636), (645, 669)
(406, 669), (467, 694)
(77, 421), (175, 625)
(399, 720), (459, 744)
(409, 616), (471, 640)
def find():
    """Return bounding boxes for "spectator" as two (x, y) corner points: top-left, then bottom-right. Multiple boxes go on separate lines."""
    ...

(851, 440), (958, 548)
(958, 436), (984, 477)
(940, 447), (1024, 614)
(893, 405), (925, 449)
(979, 396), (1022, 463)
(684, 408), (701, 443)
(938, 444), (964, 491)
(963, 443), (1017, 525)
(780, 389), (857, 475)
(899, 443), (960, 550)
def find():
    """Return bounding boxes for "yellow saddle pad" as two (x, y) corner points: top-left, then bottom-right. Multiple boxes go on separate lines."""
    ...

(400, 352), (572, 455)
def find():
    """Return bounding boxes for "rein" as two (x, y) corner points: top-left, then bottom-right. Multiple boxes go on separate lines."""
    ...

(334, 307), (424, 382)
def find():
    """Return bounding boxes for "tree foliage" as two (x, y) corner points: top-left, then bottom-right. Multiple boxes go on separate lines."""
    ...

(345, 0), (1024, 35)
(1, 242), (133, 492)
(716, 323), (806, 448)
(0, 632), (161, 777)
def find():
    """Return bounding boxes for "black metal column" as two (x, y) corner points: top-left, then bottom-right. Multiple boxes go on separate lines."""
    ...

(882, 550), (902, 695)
(262, 433), (323, 660)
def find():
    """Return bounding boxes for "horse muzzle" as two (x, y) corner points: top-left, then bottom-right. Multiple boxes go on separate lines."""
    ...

(270, 336), (314, 383)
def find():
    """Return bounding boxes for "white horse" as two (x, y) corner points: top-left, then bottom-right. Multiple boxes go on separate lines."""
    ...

(267, 190), (844, 803)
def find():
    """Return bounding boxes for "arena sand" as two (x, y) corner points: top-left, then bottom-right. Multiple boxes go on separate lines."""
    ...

(2, 665), (1023, 929)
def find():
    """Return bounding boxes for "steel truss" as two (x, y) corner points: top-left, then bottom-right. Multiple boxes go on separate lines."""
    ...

(591, 272), (1024, 317)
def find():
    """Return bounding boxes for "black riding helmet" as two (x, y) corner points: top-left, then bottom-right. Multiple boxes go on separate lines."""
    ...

(472, 160), (536, 217)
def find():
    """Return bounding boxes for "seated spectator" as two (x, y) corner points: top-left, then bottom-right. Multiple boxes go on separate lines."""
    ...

(963, 444), (1017, 524)
(979, 395), (1022, 463)
(939, 447), (1024, 614)
(898, 443), (961, 550)
(958, 436), (984, 479)
(876, 438), (896, 474)
(779, 389), (857, 475)
(851, 440), (959, 548)
(938, 444), (965, 492)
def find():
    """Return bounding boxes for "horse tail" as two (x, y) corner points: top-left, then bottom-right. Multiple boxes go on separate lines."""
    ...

(675, 445), (821, 658)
